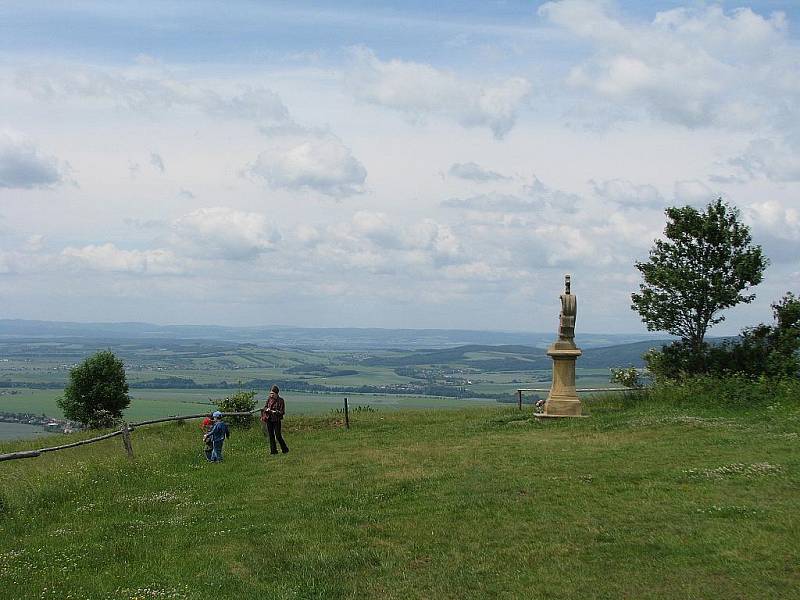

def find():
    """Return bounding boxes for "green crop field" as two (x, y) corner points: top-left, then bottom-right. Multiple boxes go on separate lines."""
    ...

(1, 381), (798, 599)
(0, 336), (646, 443)
(0, 388), (497, 424)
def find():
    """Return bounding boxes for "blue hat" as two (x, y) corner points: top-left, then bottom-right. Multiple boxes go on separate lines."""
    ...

(212, 411), (222, 418)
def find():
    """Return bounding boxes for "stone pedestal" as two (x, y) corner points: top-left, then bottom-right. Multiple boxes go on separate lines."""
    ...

(543, 340), (583, 417)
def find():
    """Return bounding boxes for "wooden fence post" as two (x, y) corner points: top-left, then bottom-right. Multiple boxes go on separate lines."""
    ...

(518, 389), (523, 410)
(344, 397), (350, 429)
(121, 422), (134, 458)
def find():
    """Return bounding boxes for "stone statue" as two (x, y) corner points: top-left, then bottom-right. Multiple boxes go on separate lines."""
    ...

(543, 274), (584, 417)
(558, 275), (577, 343)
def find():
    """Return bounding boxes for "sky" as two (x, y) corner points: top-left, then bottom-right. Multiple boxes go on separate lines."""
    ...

(0, 0), (798, 334)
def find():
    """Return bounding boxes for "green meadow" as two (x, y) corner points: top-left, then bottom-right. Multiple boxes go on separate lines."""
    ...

(0, 388), (497, 423)
(1, 383), (798, 599)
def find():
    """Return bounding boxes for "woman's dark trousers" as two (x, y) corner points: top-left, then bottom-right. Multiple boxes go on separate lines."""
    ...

(266, 420), (289, 454)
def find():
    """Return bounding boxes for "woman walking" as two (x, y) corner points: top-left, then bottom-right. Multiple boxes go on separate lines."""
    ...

(261, 385), (289, 455)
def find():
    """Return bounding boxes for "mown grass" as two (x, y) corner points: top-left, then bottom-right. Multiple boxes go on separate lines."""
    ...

(1, 385), (798, 599)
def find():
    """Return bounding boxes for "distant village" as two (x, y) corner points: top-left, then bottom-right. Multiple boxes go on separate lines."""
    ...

(0, 410), (82, 434)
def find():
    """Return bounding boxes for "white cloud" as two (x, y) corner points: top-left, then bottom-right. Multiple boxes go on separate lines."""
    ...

(539, 1), (797, 130)
(591, 179), (663, 208)
(345, 47), (531, 139)
(171, 207), (279, 260)
(0, 133), (66, 189)
(746, 200), (800, 241)
(441, 175), (667, 271)
(247, 132), (367, 198)
(24, 234), (45, 252)
(294, 212), (466, 275)
(61, 244), (183, 274)
(443, 177), (579, 212)
(673, 180), (715, 206)
(728, 138), (800, 182)
(448, 162), (509, 182)
(16, 65), (292, 127)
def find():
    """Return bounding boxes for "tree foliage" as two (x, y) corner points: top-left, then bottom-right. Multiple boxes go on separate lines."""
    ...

(214, 390), (257, 428)
(632, 198), (767, 349)
(707, 292), (800, 379)
(644, 292), (799, 382)
(57, 350), (130, 428)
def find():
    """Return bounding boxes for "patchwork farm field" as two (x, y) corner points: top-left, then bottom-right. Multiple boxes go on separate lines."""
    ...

(0, 335), (659, 439)
(0, 388), (497, 422)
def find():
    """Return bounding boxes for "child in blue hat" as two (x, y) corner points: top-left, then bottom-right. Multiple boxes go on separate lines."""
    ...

(204, 411), (230, 462)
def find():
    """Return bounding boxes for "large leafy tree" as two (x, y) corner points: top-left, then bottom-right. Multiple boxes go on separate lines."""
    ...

(632, 198), (767, 350)
(57, 350), (130, 428)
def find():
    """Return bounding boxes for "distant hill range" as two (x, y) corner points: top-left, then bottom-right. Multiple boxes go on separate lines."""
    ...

(362, 341), (669, 370)
(0, 319), (665, 351)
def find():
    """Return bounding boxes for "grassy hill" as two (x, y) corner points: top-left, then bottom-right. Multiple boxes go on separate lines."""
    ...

(1, 392), (798, 599)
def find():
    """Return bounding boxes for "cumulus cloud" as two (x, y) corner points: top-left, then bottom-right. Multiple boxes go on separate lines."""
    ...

(443, 177), (579, 212)
(728, 138), (800, 182)
(0, 133), (66, 189)
(441, 174), (669, 271)
(171, 207), (279, 260)
(448, 162), (509, 182)
(539, 1), (797, 129)
(345, 212), (462, 263)
(61, 244), (183, 274)
(16, 66), (292, 127)
(672, 180), (715, 206)
(24, 234), (45, 252)
(247, 133), (367, 198)
(295, 211), (465, 274)
(591, 179), (663, 208)
(345, 47), (531, 138)
(746, 200), (800, 241)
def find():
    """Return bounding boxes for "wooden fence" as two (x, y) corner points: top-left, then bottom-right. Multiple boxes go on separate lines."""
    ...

(1, 390), (635, 461)
(514, 387), (635, 410)
(0, 410), (259, 463)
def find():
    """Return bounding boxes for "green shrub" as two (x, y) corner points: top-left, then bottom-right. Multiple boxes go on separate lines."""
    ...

(609, 367), (645, 389)
(214, 390), (257, 428)
(707, 292), (800, 379)
(643, 293), (799, 383)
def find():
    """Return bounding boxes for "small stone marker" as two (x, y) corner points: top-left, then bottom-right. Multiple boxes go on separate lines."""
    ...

(543, 275), (584, 417)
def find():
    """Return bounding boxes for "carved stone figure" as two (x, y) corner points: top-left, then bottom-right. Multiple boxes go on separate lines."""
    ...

(558, 274), (577, 343)
(543, 274), (584, 417)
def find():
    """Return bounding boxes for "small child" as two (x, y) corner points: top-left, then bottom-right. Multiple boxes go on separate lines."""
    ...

(200, 415), (214, 461)
(204, 411), (230, 462)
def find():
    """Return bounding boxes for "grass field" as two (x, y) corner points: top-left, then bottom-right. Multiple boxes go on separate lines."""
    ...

(0, 388), (497, 431)
(1, 389), (798, 599)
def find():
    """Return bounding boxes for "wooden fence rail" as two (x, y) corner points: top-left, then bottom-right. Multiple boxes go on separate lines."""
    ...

(0, 409), (260, 463)
(515, 387), (637, 409)
(516, 388), (633, 393)
(1, 389), (640, 462)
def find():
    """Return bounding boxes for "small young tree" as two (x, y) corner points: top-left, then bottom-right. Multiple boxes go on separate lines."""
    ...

(632, 198), (767, 353)
(57, 350), (130, 428)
